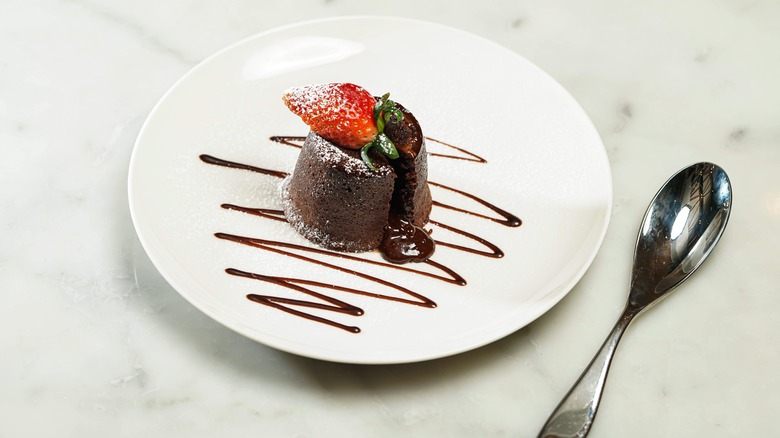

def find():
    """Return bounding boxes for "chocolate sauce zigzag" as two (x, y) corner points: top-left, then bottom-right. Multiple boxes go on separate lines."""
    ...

(429, 220), (504, 258)
(221, 202), (503, 259)
(200, 154), (288, 178)
(216, 232), (449, 333)
(429, 181), (522, 227)
(229, 268), (364, 333)
(199, 135), (521, 333)
(215, 232), (464, 286)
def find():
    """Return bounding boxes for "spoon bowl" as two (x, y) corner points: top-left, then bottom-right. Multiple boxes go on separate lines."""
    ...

(629, 163), (732, 311)
(538, 162), (732, 438)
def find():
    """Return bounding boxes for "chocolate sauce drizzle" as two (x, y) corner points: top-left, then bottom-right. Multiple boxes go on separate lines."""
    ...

(199, 136), (521, 333)
(426, 137), (487, 163)
(215, 232), (465, 286)
(217, 234), (444, 333)
(200, 154), (288, 178)
(221, 204), (287, 222)
(429, 220), (504, 258)
(430, 181), (522, 227)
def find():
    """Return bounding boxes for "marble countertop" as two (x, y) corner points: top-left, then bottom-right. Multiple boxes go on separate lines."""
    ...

(3, 1), (778, 436)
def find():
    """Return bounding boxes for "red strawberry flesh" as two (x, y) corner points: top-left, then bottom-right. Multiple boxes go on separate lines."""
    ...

(282, 83), (379, 149)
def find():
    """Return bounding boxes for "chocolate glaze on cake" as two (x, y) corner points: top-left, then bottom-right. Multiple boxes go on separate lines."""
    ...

(281, 102), (432, 254)
(385, 104), (432, 226)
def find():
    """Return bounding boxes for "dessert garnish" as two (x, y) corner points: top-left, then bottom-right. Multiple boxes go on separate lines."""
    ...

(282, 83), (403, 170)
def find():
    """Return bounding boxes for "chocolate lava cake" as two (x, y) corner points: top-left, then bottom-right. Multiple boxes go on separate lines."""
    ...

(281, 103), (432, 252)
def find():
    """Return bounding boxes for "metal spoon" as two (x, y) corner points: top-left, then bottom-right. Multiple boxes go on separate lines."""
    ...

(538, 162), (732, 438)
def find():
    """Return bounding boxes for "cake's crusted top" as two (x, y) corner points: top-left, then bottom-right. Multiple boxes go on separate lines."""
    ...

(306, 132), (393, 178)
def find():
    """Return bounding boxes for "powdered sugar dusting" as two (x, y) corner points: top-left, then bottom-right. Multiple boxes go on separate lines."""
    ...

(283, 83), (345, 109)
(307, 133), (392, 177)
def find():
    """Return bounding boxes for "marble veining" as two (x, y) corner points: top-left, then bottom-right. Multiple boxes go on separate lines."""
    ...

(2, 0), (779, 437)
(68, 0), (199, 66)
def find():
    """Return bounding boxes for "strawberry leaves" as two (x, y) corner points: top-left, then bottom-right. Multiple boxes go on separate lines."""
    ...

(374, 93), (404, 132)
(361, 133), (398, 171)
(371, 133), (399, 159)
(361, 93), (402, 171)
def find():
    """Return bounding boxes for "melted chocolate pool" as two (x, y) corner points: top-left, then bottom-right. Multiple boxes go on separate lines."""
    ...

(380, 210), (436, 264)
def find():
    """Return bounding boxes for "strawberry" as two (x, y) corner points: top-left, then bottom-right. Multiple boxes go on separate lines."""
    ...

(282, 83), (378, 149)
(282, 82), (404, 170)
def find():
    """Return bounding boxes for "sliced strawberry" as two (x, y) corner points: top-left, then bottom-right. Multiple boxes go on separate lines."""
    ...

(282, 83), (378, 149)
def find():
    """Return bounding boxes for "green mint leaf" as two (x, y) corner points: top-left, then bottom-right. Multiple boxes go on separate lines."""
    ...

(374, 94), (390, 120)
(361, 143), (378, 171)
(385, 108), (403, 125)
(374, 92), (404, 133)
(373, 133), (399, 159)
(376, 114), (385, 133)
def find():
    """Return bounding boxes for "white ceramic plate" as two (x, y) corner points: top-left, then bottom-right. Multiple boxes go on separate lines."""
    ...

(128, 17), (611, 364)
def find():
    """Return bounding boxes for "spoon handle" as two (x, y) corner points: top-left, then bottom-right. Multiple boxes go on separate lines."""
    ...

(538, 310), (636, 438)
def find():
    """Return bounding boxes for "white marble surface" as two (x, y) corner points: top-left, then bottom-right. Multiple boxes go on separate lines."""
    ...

(2, 0), (778, 436)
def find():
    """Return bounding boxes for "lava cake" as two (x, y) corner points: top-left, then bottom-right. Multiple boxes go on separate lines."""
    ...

(280, 83), (433, 257)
